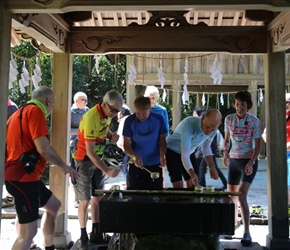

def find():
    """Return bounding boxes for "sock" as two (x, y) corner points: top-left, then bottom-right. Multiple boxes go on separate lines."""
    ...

(92, 223), (99, 234)
(45, 245), (55, 250)
(80, 227), (88, 238)
(7, 197), (14, 202)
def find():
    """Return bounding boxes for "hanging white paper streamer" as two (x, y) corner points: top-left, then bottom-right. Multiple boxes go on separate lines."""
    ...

(31, 58), (42, 88)
(202, 93), (206, 106)
(94, 55), (99, 74)
(182, 84), (189, 104)
(209, 55), (223, 85)
(18, 61), (30, 93)
(220, 93), (224, 106)
(128, 56), (137, 85)
(259, 88), (264, 102)
(9, 54), (18, 89)
(162, 88), (167, 102)
(182, 58), (189, 104)
(157, 60), (166, 88)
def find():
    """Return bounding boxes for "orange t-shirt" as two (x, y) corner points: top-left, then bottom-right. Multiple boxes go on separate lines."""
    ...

(287, 111), (290, 144)
(5, 104), (48, 181)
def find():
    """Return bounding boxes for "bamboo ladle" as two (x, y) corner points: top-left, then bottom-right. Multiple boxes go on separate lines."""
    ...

(143, 167), (160, 179)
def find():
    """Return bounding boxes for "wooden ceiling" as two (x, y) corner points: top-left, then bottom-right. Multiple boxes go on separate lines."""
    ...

(73, 11), (264, 27)
(8, 0), (289, 54)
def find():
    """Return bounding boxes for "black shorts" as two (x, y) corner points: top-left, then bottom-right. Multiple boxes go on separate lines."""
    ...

(228, 158), (258, 185)
(5, 180), (52, 224)
(127, 164), (163, 190)
(166, 148), (191, 183)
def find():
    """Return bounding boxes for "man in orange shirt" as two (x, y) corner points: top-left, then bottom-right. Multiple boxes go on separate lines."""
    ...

(5, 86), (79, 250)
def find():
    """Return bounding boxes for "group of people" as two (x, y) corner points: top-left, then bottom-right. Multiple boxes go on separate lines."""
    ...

(3, 86), (264, 249)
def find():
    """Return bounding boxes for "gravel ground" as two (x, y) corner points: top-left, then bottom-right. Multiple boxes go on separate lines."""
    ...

(0, 218), (81, 250)
(0, 218), (271, 250)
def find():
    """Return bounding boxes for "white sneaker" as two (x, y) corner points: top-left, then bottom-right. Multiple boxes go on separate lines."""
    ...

(2, 196), (15, 208)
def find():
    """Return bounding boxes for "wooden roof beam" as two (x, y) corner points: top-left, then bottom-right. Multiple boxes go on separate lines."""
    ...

(5, 0), (290, 14)
(12, 13), (69, 52)
(70, 25), (267, 54)
(268, 11), (290, 52)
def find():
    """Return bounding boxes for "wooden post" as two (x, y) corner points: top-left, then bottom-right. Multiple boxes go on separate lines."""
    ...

(172, 80), (181, 129)
(196, 93), (203, 108)
(248, 80), (257, 117)
(265, 49), (290, 248)
(259, 98), (266, 157)
(0, 2), (11, 234)
(50, 52), (73, 248)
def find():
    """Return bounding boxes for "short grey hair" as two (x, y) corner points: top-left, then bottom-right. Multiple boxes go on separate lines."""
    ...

(74, 91), (87, 102)
(144, 85), (159, 98)
(32, 86), (54, 102)
(103, 90), (124, 107)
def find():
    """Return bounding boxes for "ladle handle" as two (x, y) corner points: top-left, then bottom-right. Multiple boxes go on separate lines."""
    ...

(143, 167), (153, 174)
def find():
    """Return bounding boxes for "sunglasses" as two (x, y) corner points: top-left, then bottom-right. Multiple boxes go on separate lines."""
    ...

(81, 99), (88, 103)
(106, 102), (121, 114)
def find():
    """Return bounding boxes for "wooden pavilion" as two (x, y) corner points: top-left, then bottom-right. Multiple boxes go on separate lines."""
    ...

(1, 1), (290, 249)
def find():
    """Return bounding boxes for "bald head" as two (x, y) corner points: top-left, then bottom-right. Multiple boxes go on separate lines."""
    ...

(32, 86), (54, 102)
(202, 109), (222, 135)
(31, 86), (55, 115)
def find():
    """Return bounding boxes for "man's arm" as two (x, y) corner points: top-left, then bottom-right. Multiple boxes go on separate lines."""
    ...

(159, 133), (167, 167)
(34, 136), (78, 179)
(262, 128), (266, 143)
(181, 146), (198, 186)
(222, 132), (231, 167)
(245, 137), (261, 175)
(203, 155), (218, 180)
(123, 136), (143, 168)
(85, 141), (119, 177)
(202, 140), (218, 180)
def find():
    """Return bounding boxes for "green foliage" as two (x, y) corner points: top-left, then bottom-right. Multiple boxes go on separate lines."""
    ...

(9, 41), (51, 106)
(72, 55), (126, 106)
(72, 55), (126, 131)
(72, 55), (91, 95)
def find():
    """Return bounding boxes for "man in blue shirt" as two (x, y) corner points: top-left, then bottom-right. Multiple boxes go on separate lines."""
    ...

(166, 109), (221, 188)
(123, 96), (167, 190)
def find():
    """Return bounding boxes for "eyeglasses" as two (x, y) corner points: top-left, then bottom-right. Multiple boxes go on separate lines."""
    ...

(106, 102), (121, 114)
(81, 99), (88, 103)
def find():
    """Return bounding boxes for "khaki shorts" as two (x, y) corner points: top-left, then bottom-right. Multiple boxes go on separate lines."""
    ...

(74, 159), (105, 200)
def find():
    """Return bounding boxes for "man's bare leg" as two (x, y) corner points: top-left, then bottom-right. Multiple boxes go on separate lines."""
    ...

(41, 194), (61, 247)
(12, 219), (38, 250)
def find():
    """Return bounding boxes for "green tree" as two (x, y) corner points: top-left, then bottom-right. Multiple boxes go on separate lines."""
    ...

(9, 41), (51, 106)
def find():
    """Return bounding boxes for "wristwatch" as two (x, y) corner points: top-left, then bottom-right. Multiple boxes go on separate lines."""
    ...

(250, 159), (255, 164)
